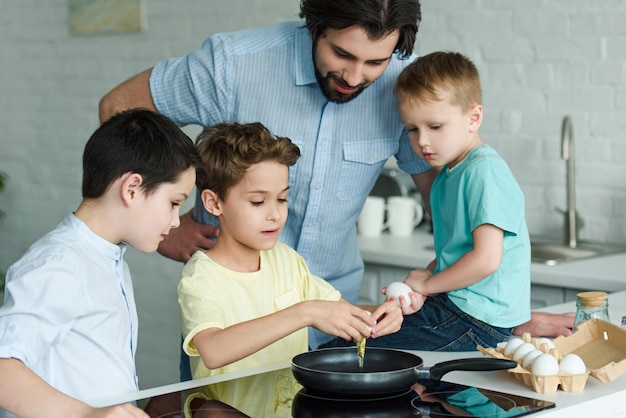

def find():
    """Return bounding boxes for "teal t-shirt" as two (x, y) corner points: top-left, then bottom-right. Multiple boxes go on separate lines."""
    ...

(431, 145), (531, 327)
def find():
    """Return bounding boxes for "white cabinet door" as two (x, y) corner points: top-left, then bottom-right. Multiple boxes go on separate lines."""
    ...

(530, 285), (566, 309)
(531, 285), (589, 309)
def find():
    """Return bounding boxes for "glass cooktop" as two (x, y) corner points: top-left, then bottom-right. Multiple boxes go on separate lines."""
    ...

(135, 366), (556, 418)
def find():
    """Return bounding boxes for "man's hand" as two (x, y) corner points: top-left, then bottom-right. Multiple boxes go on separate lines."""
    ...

(158, 210), (219, 262)
(513, 312), (575, 338)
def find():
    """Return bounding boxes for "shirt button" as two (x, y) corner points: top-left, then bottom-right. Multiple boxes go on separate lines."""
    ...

(307, 222), (314, 227)
(314, 184), (321, 190)
(368, 154), (375, 162)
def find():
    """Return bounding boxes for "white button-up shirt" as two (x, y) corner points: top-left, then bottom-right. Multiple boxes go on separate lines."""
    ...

(0, 214), (138, 415)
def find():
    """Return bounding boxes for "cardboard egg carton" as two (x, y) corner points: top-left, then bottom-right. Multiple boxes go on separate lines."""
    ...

(480, 318), (626, 393)
(552, 318), (626, 383)
(478, 343), (588, 394)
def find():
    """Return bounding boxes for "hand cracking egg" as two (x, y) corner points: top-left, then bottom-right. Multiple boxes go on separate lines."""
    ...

(385, 282), (412, 306)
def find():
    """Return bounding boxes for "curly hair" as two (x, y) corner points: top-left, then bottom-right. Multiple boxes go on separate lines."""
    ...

(195, 122), (301, 200)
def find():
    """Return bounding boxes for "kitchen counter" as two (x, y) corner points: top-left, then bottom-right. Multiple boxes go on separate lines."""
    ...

(424, 290), (626, 417)
(97, 291), (626, 417)
(357, 228), (626, 292)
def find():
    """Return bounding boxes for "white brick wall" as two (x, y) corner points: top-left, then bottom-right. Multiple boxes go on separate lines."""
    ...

(1, 0), (625, 389)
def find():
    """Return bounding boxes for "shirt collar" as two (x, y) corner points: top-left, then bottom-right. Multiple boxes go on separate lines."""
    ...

(67, 213), (127, 261)
(294, 26), (317, 86)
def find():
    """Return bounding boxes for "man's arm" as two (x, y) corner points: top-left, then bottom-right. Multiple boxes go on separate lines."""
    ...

(0, 358), (147, 418)
(99, 68), (156, 123)
(411, 168), (437, 216)
(513, 312), (575, 338)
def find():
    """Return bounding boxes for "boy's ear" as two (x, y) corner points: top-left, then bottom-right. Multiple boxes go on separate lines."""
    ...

(201, 189), (222, 216)
(121, 173), (143, 206)
(469, 103), (483, 133)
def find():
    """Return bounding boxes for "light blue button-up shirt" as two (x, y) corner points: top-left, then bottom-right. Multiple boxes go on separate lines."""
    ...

(0, 214), (138, 416)
(151, 21), (430, 347)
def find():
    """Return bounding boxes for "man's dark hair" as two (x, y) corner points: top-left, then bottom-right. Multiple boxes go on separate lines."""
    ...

(299, 0), (421, 58)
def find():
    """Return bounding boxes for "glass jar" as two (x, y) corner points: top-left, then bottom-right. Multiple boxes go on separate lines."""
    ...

(573, 291), (610, 332)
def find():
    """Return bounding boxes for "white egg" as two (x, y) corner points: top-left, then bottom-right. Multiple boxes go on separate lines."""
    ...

(537, 337), (556, 349)
(503, 338), (525, 357)
(385, 282), (412, 306)
(513, 342), (537, 361)
(559, 353), (586, 375)
(531, 354), (560, 376)
(522, 349), (543, 369)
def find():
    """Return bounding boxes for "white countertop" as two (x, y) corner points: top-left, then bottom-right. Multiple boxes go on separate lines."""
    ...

(357, 228), (626, 292)
(97, 291), (626, 417)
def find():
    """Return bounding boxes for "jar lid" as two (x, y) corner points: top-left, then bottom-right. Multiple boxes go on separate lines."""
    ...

(576, 291), (608, 307)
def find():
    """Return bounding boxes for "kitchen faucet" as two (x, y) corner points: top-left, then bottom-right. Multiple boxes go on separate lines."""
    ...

(561, 115), (578, 248)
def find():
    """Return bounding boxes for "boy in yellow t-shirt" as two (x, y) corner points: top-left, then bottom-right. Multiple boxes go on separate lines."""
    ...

(178, 122), (403, 416)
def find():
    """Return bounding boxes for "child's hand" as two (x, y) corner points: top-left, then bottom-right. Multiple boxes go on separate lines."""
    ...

(404, 268), (433, 295)
(308, 300), (375, 342)
(368, 300), (403, 338)
(395, 291), (426, 315)
(381, 283), (426, 315)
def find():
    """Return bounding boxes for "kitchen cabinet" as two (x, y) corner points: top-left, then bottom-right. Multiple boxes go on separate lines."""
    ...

(530, 284), (587, 309)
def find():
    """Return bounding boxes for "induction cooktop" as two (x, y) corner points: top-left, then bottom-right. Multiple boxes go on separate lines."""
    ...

(138, 368), (556, 418)
(292, 379), (555, 417)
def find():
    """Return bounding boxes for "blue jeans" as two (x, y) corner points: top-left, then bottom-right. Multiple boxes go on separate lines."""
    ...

(321, 293), (512, 351)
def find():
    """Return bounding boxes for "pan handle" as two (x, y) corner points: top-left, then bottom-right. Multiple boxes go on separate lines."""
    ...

(416, 358), (517, 381)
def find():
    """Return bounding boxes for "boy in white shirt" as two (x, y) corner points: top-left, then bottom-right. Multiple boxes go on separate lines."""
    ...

(0, 109), (202, 417)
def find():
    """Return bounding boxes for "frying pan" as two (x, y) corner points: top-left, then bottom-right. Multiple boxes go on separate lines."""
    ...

(291, 347), (516, 396)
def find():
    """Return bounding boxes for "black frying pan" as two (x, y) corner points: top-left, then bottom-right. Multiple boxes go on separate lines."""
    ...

(291, 347), (516, 396)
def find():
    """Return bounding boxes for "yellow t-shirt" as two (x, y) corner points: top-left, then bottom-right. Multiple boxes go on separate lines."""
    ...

(178, 241), (341, 417)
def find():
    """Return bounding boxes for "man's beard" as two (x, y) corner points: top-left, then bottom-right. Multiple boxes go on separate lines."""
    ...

(312, 41), (367, 104)
(314, 68), (367, 104)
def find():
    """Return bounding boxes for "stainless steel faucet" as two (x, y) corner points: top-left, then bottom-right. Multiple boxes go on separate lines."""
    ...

(561, 116), (578, 248)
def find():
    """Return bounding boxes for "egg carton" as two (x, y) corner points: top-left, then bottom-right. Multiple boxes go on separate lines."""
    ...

(552, 318), (626, 383)
(478, 334), (589, 394)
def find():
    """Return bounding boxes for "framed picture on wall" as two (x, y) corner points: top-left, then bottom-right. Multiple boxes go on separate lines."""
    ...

(69, 0), (147, 35)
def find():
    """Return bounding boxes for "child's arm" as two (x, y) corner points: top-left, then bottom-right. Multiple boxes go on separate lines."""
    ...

(405, 223), (504, 295)
(192, 299), (375, 369)
(0, 358), (148, 418)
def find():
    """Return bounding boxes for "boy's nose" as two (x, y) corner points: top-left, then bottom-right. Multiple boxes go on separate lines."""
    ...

(171, 212), (181, 229)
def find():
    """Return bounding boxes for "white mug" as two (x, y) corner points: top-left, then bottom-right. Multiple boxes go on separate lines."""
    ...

(358, 196), (389, 237)
(386, 196), (423, 237)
